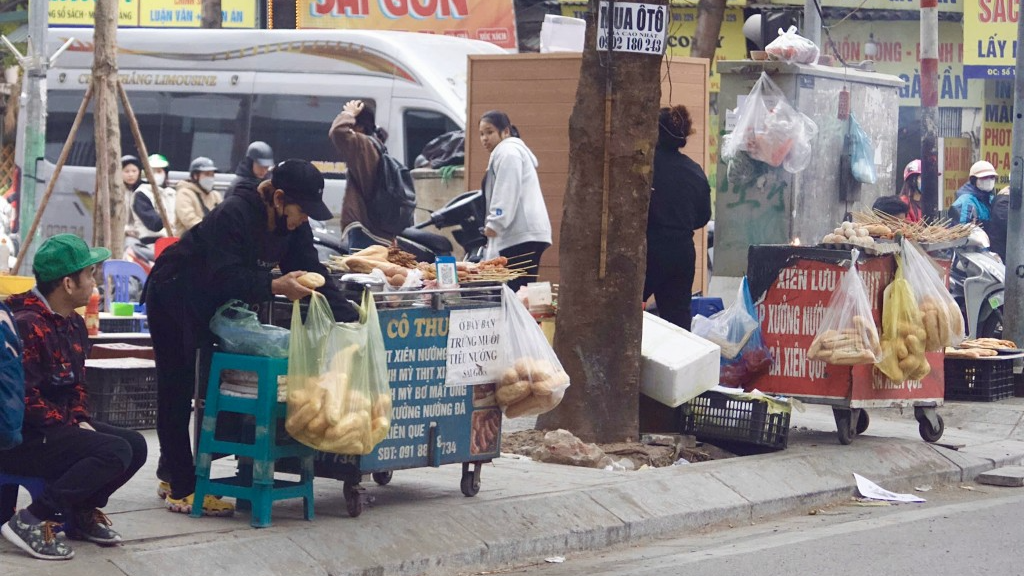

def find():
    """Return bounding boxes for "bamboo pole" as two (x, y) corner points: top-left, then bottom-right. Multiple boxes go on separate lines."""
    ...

(12, 83), (95, 274)
(117, 81), (174, 234)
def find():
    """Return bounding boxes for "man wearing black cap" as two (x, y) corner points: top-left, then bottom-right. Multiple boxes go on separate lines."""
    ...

(143, 159), (358, 516)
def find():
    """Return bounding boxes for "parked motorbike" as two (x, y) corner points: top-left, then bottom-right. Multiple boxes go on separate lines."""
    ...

(949, 228), (1005, 339)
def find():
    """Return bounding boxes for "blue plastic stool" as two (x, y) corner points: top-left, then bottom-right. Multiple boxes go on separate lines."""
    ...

(691, 297), (725, 319)
(101, 260), (147, 313)
(0, 473), (46, 524)
(192, 352), (315, 528)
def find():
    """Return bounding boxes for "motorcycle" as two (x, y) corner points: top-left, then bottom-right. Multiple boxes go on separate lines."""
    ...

(949, 228), (1005, 339)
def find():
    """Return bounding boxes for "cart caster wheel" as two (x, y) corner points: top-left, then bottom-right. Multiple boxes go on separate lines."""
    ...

(461, 473), (480, 497)
(856, 410), (870, 435)
(833, 408), (855, 445)
(344, 482), (364, 518)
(919, 414), (945, 443)
(372, 471), (393, 486)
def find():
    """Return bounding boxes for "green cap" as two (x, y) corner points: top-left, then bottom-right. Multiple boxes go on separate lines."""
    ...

(33, 234), (111, 282)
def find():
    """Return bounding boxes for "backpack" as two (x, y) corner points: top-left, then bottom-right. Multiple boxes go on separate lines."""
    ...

(0, 303), (24, 450)
(368, 140), (417, 236)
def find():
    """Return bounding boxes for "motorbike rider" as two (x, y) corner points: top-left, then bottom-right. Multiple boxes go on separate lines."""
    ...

(898, 159), (924, 223)
(129, 154), (177, 245)
(951, 161), (998, 225)
(227, 141), (274, 197)
(174, 157), (223, 233)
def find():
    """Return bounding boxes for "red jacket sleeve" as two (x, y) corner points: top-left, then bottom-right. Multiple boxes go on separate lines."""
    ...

(19, 321), (70, 427)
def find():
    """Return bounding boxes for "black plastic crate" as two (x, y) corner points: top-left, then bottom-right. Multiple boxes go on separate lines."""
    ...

(944, 357), (1014, 402)
(85, 359), (158, 429)
(679, 391), (791, 450)
(99, 316), (148, 334)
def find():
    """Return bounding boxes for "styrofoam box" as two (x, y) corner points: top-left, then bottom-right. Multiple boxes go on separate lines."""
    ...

(640, 312), (721, 408)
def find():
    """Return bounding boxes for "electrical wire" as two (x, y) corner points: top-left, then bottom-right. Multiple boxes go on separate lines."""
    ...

(812, 0), (849, 68)
(823, 0), (871, 30)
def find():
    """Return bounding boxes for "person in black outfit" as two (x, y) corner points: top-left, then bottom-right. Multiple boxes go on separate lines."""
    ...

(644, 105), (712, 330)
(226, 141), (275, 197)
(987, 186), (1010, 261)
(144, 159), (358, 516)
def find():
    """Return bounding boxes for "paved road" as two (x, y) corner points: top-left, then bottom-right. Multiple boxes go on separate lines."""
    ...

(481, 483), (1024, 576)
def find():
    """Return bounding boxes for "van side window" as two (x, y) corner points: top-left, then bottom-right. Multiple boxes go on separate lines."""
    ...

(250, 95), (361, 179)
(45, 91), (98, 166)
(403, 109), (459, 168)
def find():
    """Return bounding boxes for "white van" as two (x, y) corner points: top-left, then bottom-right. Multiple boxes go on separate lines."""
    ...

(20, 28), (503, 241)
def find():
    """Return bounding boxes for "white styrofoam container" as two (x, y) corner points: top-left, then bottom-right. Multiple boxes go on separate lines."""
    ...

(640, 312), (721, 408)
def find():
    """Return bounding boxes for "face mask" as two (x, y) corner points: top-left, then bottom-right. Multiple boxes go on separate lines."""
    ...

(199, 176), (216, 191)
(155, 173), (166, 187)
(978, 179), (996, 192)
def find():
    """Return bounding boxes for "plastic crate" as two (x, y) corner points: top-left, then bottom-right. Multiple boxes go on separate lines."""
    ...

(944, 357), (1014, 402)
(99, 316), (148, 334)
(691, 297), (724, 319)
(85, 358), (158, 429)
(679, 391), (790, 450)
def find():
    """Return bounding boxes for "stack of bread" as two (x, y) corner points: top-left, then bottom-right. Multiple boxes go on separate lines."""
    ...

(496, 358), (570, 418)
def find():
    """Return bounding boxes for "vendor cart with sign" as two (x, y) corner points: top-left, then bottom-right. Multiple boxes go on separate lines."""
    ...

(268, 285), (505, 517)
(746, 245), (945, 445)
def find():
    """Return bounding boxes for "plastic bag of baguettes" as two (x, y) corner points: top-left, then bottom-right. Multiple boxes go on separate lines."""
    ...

(494, 285), (571, 418)
(900, 239), (965, 350)
(808, 250), (884, 366)
(875, 255), (931, 382)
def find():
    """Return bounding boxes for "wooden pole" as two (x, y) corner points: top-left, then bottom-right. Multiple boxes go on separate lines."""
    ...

(117, 81), (174, 234)
(12, 83), (94, 274)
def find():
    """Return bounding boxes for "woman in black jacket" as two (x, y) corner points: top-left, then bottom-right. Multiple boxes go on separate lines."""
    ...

(144, 159), (358, 516)
(644, 105), (712, 330)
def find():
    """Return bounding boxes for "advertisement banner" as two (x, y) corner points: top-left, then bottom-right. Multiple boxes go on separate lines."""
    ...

(941, 137), (972, 208)
(763, 0), (961, 11)
(49, 0), (138, 26)
(832, 21), (979, 107)
(139, 0), (257, 28)
(298, 0), (518, 50)
(964, 0), (1019, 78)
(982, 80), (1014, 185)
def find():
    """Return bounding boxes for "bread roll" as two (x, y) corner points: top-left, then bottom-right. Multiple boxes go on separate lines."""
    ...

(496, 380), (531, 406)
(297, 272), (326, 289)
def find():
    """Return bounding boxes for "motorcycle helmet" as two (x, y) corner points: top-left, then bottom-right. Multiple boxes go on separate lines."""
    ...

(969, 161), (998, 179)
(903, 159), (921, 182)
(245, 141), (275, 168)
(148, 154), (170, 169)
(189, 156), (217, 173)
(967, 227), (991, 249)
(121, 154), (142, 169)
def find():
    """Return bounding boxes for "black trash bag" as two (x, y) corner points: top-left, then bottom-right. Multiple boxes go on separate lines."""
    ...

(417, 130), (465, 170)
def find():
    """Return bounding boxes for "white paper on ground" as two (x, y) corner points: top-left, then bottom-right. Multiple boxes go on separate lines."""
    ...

(854, 473), (926, 503)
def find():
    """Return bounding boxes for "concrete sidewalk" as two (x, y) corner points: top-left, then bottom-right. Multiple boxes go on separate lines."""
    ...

(5, 399), (1024, 576)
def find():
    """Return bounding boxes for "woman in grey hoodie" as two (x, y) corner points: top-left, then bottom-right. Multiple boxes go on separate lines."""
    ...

(479, 111), (552, 291)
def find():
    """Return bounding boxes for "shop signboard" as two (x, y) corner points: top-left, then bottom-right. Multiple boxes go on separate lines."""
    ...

(982, 80), (1014, 184)
(964, 0), (1019, 78)
(762, 0), (962, 11)
(941, 137), (972, 207)
(48, 0), (257, 28)
(49, 0), (138, 26)
(298, 0), (518, 50)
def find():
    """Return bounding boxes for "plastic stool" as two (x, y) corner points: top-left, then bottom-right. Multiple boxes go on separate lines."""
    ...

(192, 352), (315, 528)
(0, 473), (46, 524)
(691, 296), (725, 319)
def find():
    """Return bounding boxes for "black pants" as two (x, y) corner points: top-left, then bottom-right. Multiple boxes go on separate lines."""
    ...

(146, 279), (203, 499)
(644, 237), (696, 331)
(0, 422), (146, 520)
(500, 242), (549, 293)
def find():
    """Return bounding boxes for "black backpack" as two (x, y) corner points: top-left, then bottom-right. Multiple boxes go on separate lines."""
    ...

(369, 140), (416, 236)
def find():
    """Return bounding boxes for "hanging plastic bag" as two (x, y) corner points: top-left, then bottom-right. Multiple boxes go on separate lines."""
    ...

(808, 251), (883, 365)
(691, 278), (773, 388)
(721, 72), (818, 174)
(848, 114), (877, 184)
(495, 285), (570, 418)
(286, 291), (392, 454)
(875, 256), (931, 382)
(209, 300), (291, 358)
(765, 25), (820, 64)
(900, 239), (966, 350)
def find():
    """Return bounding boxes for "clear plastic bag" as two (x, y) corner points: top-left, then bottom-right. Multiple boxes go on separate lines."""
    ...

(900, 239), (966, 350)
(875, 257), (931, 382)
(765, 25), (820, 64)
(848, 114), (877, 184)
(691, 278), (773, 388)
(721, 72), (818, 174)
(285, 291), (392, 454)
(494, 285), (570, 418)
(808, 252), (883, 365)
(209, 300), (290, 358)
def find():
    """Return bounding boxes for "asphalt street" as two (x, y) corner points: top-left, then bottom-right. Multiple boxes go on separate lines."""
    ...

(488, 483), (1024, 576)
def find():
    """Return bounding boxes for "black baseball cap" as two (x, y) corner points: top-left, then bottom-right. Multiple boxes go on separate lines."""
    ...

(270, 159), (333, 221)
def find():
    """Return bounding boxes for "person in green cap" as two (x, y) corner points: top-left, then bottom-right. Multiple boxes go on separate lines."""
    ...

(0, 234), (147, 561)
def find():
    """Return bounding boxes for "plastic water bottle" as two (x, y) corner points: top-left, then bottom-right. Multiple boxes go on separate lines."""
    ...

(0, 237), (11, 274)
(86, 288), (101, 336)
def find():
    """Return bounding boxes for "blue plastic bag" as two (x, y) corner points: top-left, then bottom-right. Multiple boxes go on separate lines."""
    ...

(849, 114), (877, 184)
(691, 278), (773, 388)
(209, 300), (290, 358)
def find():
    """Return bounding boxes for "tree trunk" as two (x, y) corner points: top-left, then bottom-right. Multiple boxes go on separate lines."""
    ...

(202, 0), (223, 28)
(93, 0), (124, 257)
(691, 0), (727, 60)
(535, 0), (668, 443)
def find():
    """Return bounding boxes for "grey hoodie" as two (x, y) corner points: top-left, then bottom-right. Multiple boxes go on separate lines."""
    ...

(483, 137), (552, 253)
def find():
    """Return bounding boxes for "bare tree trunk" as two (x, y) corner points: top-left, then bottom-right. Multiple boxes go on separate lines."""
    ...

(93, 0), (124, 257)
(202, 0), (223, 28)
(535, 0), (668, 443)
(691, 0), (727, 60)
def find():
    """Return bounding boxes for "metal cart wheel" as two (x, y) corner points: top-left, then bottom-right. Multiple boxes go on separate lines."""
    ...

(856, 409), (870, 435)
(372, 471), (393, 486)
(460, 462), (481, 497)
(344, 482), (364, 518)
(833, 408), (855, 445)
(918, 414), (945, 443)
